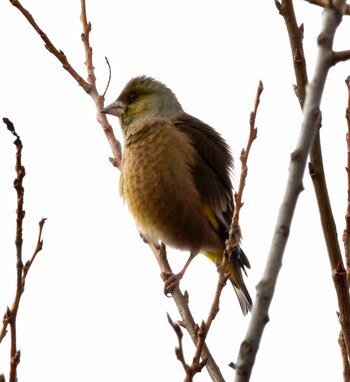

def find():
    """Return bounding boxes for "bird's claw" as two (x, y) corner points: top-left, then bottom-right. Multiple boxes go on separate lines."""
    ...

(161, 272), (181, 296)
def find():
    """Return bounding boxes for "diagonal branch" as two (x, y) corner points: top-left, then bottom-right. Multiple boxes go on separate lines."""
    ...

(280, 0), (350, 366)
(142, 239), (225, 382)
(9, 0), (92, 94)
(9, 0), (122, 168)
(234, 1), (349, 381)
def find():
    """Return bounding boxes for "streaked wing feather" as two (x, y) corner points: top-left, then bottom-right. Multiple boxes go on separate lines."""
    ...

(172, 113), (234, 235)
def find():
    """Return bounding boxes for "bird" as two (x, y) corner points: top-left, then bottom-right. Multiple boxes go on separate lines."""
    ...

(101, 75), (252, 315)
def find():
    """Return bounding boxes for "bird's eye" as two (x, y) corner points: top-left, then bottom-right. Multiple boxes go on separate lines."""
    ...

(128, 92), (139, 103)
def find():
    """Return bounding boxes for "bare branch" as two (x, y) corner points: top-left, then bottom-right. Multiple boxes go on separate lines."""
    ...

(276, 0), (308, 106)
(0, 119), (47, 382)
(80, 0), (96, 87)
(103, 57), (112, 98)
(167, 314), (207, 382)
(343, 76), (350, 283)
(233, 80), (261, 226)
(22, 218), (46, 280)
(304, 0), (350, 15)
(10, 0), (122, 168)
(142, 238), (225, 382)
(339, 328), (350, 382)
(234, 2), (349, 381)
(332, 50), (350, 64)
(9, 0), (92, 94)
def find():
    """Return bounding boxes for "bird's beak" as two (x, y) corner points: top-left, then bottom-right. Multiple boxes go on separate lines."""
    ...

(101, 100), (126, 117)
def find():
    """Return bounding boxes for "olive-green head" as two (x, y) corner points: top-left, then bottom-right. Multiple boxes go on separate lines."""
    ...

(102, 75), (182, 133)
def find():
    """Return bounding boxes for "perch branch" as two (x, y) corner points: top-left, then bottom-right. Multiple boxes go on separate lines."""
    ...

(8, 2), (259, 381)
(10, 2), (218, 379)
(141, 238), (225, 382)
(9, 0), (122, 168)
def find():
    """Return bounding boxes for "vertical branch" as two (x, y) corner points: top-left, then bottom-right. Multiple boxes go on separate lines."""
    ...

(80, 0), (96, 87)
(1, 118), (47, 382)
(233, 80), (262, 226)
(339, 329), (350, 382)
(343, 76), (350, 283)
(9, 127), (25, 382)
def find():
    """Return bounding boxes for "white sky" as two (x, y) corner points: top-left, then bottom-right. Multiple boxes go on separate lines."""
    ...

(0, 1), (349, 381)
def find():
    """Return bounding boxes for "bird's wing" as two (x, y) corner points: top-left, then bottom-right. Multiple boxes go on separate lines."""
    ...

(172, 113), (234, 237)
(173, 113), (251, 273)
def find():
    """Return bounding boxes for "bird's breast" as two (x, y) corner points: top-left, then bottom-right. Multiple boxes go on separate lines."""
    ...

(120, 119), (220, 252)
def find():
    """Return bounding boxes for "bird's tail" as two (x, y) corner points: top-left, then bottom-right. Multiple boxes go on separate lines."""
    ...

(205, 245), (252, 315)
(227, 245), (252, 315)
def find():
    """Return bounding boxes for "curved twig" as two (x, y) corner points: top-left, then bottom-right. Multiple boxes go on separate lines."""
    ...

(103, 57), (112, 98)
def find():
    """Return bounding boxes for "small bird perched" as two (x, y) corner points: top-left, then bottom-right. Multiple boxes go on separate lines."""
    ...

(102, 76), (252, 315)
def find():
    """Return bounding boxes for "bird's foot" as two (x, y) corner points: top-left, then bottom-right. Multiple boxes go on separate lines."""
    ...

(161, 271), (183, 296)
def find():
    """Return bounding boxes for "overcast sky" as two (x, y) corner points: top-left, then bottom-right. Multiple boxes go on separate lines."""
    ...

(0, 1), (349, 381)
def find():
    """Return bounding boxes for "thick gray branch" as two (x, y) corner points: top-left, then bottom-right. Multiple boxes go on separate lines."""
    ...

(234, 2), (347, 381)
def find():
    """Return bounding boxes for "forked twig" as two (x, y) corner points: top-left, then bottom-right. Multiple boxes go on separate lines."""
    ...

(167, 314), (207, 382)
(1, 118), (46, 382)
(182, 82), (262, 380)
(9, 0), (122, 168)
(235, 2), (349, 381)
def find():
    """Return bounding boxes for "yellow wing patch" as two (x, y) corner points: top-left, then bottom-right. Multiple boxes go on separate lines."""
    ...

(202, 204), (219, 231)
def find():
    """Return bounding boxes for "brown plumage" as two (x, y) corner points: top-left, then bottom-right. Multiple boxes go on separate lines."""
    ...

(102, 76), (252, 314)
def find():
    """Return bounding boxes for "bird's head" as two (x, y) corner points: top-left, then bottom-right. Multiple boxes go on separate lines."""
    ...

(102, 75), (183, 133)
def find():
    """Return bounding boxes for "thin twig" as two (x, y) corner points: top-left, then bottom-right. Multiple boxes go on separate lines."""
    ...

(9, 0), (92, 94)
(103, 57), (112, 98)
(0, 119), (46, 382)
(185, 83), (262, 379)
(23, 218), (47, 280)
(9, 131), (24, 382)
(233, 80), (262, 226)
(79, 0), (122, 168)
(339, 326), (350, 382)
(275, 0), (308, 107)
(167, 314), (207, 382)
(304, 0), (350, 15)
(80, 0), (96, 87)
(9, 0), (122, 168)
